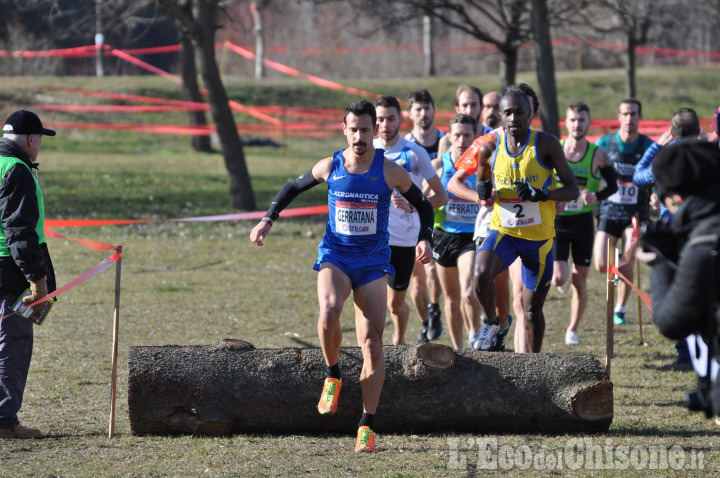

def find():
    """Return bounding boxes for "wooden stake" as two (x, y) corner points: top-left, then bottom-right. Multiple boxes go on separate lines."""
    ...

(108, 246), (122, 438)
(606, 239), (615, 378)
(636, 256), (644, 345)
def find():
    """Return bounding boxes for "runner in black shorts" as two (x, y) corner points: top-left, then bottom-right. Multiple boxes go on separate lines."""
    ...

(433, 230), (475, 267)
(555, 213), (595, 268)
(553, 102), (617, 345)
(431, 114), (486, 351)
(593, 99), (653, 326)
(388, 246), (416, 291)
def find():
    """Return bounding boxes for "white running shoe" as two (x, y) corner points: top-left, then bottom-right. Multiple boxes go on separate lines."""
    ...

(470, 329), (482, 350)
(476, 321), (500, 351)
(565, 330), (580, 345)
(557, 280), (571, 294)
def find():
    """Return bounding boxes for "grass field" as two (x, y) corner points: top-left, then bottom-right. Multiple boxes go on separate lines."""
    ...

(0, 68), (719, 476)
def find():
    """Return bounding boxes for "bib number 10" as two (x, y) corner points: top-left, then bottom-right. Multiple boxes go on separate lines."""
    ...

(608, 180), (638, 205)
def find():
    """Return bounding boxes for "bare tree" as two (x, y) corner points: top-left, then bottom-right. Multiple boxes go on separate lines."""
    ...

(250, 1), (265, 79)
(160, 0), (256, 210)
(575, 1), (655, 98)
(531, 0), (559, 136)
(422, 14), (435, 77)
(175, 1), (212, 153)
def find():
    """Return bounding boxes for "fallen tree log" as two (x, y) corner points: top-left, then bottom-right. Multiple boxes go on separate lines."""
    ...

(128, 340), (612, 435)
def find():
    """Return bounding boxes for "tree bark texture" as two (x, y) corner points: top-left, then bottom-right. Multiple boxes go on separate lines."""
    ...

(178, 23), (212, 153)
(159, 0), (256, 210)
(498, 46), (518, 91)
(128, 341), (613, 436)
(193, 1), (256, 210)
(422, 15), (434, 77)
(250, 1), (265, 79)
(625, 35), (637, 98)
(531, 0), (560, 137)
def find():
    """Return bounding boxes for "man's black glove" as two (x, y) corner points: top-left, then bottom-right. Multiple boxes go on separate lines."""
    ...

(640, 219), (680, 264)
(515, 181), (549, 202)
(476, 178), (493, 201)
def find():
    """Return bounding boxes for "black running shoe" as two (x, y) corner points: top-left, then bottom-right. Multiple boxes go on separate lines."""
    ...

(492, 315), (513, 352)
(427, 303), (443, 340)
(417, 323), (430, 344)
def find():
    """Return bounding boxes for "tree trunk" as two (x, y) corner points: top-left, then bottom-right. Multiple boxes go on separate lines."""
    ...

(624, 34), (637, 98)
(251, 1), (265, 79)
(498, 45), (518, 91)
(128, 341), (613, 436)
(95, 0), (104, 77)
(531, 0), (559, 137)
(422, 15), (435, 77)
(193, 1), (256, 210)
(178, 26), (212, 153)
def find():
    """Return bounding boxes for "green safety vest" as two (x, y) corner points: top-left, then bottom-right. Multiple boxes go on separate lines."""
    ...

(0, 155), (46, 256)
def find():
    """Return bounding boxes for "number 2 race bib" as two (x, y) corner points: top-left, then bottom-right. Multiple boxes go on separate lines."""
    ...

(498, 198), (541, 228)
(335, 200), (377, 235)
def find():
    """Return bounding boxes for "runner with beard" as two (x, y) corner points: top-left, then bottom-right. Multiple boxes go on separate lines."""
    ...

(552, 102), (617, 345)
(374, 96), (447, 345)
(405, 88), (445, 341)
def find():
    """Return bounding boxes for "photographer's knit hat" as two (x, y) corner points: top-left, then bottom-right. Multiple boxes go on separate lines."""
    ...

(653, 139), (720, 200)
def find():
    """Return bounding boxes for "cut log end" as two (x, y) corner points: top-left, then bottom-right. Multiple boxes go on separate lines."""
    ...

(419, 343), (455, 369)
(570, 381), (614, 421)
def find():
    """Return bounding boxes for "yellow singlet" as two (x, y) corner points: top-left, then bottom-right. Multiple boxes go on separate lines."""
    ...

(490, 129), (556, 240)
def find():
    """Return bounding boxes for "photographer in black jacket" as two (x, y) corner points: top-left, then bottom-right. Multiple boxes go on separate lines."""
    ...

(643, 140), (720, 418)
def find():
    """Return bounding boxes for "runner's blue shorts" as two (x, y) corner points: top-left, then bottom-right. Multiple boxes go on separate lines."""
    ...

(314, 243), (394, 289)
(478, 229), (554, 292)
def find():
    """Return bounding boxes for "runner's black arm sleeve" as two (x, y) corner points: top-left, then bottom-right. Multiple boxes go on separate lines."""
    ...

(265, 169), (321, 221)
(594, 165), (618, 201)
(401, 183), (434, 245)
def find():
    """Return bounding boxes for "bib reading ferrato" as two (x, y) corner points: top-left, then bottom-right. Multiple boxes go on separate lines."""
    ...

(335, 200), (377, 235)
(608, 180), (638, 205)
(498, 198), (542, 228)
(445, 198), (478, 224)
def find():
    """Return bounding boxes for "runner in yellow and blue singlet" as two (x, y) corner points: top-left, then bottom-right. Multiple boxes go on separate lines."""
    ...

(473, 91), (579, 353)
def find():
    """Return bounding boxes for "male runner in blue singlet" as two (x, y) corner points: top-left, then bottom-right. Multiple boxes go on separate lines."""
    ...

(250, 100), (434, 453)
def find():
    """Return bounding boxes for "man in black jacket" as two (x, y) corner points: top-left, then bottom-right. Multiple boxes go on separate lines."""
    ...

(0, 110), (57, 439)
(645, 140), (720, 418)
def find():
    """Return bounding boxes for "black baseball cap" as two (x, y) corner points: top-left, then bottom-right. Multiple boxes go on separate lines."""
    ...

(2, 110), (56, 136)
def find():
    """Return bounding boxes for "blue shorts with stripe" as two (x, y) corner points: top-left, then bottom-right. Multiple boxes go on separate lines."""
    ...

(478, 229), (554, 292)
(314, 243), (394, 289)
